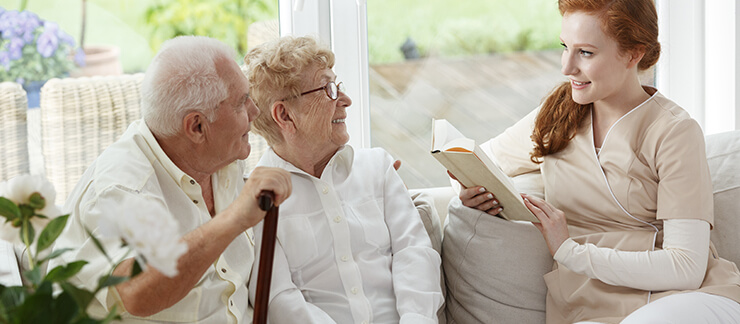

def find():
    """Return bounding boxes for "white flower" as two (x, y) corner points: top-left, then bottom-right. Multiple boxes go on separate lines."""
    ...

(97, 194), (187, 277)
(0, 174), (62, 245)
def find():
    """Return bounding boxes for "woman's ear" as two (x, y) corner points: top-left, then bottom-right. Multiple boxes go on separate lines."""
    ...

(627, 47), (646, 69)
(183, 111), (207, 143)
(272, 101), (296, 133)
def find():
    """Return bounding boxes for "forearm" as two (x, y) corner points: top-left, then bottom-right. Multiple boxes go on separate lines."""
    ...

(555, 219), (709, 291)
(392, 246), (443, 322)
(266, 290), (337, 324)
(114, 208), (252, 316)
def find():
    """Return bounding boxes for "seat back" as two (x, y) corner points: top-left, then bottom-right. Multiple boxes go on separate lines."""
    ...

(40, 74), (145, 204)
(0, 82), (30, 181)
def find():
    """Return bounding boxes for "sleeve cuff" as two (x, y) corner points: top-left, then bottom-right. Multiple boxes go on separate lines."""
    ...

(400, 313), (437, 324)
(553, 237), (577, 264)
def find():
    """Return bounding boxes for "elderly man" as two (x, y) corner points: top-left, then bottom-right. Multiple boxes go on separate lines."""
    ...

(245, 36), (443, 324)
(49, 36), (291, 323)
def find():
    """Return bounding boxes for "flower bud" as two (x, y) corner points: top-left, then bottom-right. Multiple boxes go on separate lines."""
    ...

(28, 192), (46, 210)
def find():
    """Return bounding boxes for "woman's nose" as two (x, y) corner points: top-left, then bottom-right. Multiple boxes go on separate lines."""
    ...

(561, 52), (578, 76)
(337, 88), (352, 107)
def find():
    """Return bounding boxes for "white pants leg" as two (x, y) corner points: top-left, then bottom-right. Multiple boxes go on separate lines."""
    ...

(620, 292), (740, 324)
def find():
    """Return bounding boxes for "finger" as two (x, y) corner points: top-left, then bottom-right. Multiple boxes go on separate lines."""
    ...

(486, 206), (503, 216)
(447, 171), (467, 189)
(459, 186), (485, 201)
(523, 196), (547, 222)
(475, 199), (501, 211)
(532, 222), (544, 233)
(523, 193), (559, 218)
(393, 160), (402, 171)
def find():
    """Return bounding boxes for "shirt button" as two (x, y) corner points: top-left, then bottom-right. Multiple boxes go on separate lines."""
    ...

(334, 216), (341, 223)
(230, 299), (234, 306)
(341, 255), (349, 262)
(193, 200), (198, 204)
(322, 186), (328, 194)
(351, 287), (359, 294)
(221, 268), (227, 273)
(190, 179), (195, 185)
(225, 179), (230, 188)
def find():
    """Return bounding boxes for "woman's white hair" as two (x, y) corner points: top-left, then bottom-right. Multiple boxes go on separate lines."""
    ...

(141, 36), (237, 137)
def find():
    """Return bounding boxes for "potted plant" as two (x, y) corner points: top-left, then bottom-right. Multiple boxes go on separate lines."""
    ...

(73, 0), (122, 77)
(0, 174), (187, 323)
(0, 7), (83, 108)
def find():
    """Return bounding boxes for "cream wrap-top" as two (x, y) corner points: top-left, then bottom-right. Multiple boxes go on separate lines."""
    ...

(484, 87), (740, 324)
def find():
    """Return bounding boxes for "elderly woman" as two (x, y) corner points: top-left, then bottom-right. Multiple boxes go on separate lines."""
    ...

(245, 36), (443, 324)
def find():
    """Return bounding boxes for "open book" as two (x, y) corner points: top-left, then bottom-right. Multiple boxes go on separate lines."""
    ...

(431, 119), (539, 223)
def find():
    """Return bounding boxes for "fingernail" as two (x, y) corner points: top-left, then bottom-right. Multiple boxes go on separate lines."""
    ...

(487, 194), (494, 199)
(524, 198), (530, 202)
(493, 199), (498, 204)
(479, 187), (486, 193)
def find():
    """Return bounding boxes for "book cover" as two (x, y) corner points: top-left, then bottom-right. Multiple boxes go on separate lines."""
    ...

(431, 119), (539, 223)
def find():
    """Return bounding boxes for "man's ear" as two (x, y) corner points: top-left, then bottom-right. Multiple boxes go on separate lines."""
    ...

(183, 111), (206, 143)
(272, 101), (296, 133)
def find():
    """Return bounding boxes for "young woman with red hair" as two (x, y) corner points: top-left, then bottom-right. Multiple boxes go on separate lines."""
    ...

(455, 0), (740, 322)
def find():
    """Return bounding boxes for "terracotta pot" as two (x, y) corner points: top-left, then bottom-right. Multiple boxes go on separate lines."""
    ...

(72, 45), (123, 77)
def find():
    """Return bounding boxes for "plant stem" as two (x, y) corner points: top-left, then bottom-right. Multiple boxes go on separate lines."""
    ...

(22, 222), (35, 271)
(19, 0), (27, 11)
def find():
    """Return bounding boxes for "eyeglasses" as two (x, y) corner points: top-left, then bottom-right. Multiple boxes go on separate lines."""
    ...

(285, 81), (345, 101)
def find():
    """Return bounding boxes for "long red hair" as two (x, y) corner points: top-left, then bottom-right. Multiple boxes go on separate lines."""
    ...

(530, 0), (660, 163)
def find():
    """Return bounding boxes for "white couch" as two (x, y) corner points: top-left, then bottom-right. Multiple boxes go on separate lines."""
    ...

(413, 130), (740, 324)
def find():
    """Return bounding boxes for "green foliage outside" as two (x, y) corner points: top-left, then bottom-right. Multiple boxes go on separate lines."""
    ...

(367, 0), (562, 64)
(0, 0), (560, 71)
(145, 0), (278, 57)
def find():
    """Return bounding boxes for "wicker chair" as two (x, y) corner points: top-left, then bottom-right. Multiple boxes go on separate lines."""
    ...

(39, 73), (269, 204)
(0, 82), (29, 181)
(40, 74), (145, 204)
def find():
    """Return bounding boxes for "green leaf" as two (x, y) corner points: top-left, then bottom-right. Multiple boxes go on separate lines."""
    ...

(85, 227), (112, 263)
(98, 305), (122, 324)
(36, 215), (69, 255)
(51, 289), (78, 324)
(96, 275), (128, 291)
(0, 285), (27, 312)
(0, 198), (20, 222)
(23, 267), (42, 287)
(20, 219), (35, 248)
(16, 281), (53, 323)
(44, 261), (88, 283)
(131, 258), (143, 278)
(59, 282), (95, 313)
(37, 247), (74, 264)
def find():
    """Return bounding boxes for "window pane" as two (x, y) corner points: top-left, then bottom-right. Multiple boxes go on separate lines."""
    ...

(367, 0), (563, 188)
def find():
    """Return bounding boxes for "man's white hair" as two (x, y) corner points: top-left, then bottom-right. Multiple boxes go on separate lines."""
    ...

(141, 35), (237, 137)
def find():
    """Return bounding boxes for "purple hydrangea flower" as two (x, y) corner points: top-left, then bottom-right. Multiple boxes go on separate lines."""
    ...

(59, 31), (75, 46)
(8, 37), (24, 60)
(0, 7), (78, 82)
(0, 51), (10, 70)
(36, 29), (59, 58)
(0, 10), (21, 39)
(74, 48), (86, 67)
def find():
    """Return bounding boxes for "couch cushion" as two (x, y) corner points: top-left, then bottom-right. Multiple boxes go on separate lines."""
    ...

(443, 198), (552, 324)
(705, 130), (740, 266)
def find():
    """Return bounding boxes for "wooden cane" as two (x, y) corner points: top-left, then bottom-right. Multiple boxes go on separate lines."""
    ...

(253, 190), (279, 324)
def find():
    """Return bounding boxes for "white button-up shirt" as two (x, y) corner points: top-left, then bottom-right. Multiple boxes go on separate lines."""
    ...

(49, 120), (255, 323)
(250, 146), (442, 324)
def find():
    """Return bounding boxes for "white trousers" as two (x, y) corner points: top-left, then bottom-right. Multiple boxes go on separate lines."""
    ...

(574, 292), (740, 324)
